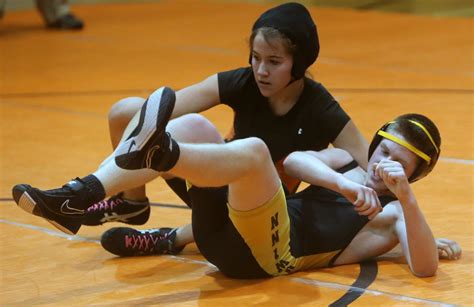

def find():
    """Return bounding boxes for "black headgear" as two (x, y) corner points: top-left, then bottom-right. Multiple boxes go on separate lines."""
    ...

(249, 2), (319, 80)
(368, 118), (441, 183)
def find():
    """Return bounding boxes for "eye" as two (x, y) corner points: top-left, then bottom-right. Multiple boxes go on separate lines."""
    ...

(269, 59), (280, 65)
(252, 54), (260, 62)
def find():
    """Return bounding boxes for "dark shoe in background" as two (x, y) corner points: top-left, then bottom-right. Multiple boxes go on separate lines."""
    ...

(47, 13), (84, 30)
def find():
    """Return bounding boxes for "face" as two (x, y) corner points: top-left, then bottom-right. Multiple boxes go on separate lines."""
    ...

(251, 31), (294, 98)
(366, 132), (420, 194)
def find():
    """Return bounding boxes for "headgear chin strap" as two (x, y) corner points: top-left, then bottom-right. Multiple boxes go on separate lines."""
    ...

(369, 119), (440, 183)
(249, 2), (319, 80)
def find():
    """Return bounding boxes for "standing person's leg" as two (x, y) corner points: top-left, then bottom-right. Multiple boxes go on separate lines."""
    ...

(0, 0), (5, 18)
(36, 0), (83, 30)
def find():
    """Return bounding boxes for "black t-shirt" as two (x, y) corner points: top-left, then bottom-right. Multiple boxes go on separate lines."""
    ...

(218, 67), (350, 162)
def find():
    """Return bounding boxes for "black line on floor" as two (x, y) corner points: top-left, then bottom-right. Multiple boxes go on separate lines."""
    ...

(149, 202), (191, 210)
(0, 89), (155, 98)
(329, 260), (378, 306)
(0, 198), (190, 210)
(357, 0), (394, 10)
(0, 87), (472, 98)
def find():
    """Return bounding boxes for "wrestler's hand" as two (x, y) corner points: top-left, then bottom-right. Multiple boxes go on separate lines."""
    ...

(436, 238), (462, 260)
(374, 159), (411, 199)
(339, 178), (382, 220)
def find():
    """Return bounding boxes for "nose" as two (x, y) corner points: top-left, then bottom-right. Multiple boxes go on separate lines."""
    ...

(257, 62), (269, 77)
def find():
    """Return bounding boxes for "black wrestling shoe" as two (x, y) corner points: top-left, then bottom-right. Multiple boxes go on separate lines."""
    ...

(11, 180), (87, 235)
(101, 227), (184, 256)
(47, 13), (84, 30)
(83, 194), (150, 226)
(114, 87), (178, 172)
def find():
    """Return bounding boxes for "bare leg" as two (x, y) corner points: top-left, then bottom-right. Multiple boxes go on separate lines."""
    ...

(175, 223), (194, 246)
(169, 137), (280, 212)
(108, 97), (145, 149)
(102, 97), (147, 200)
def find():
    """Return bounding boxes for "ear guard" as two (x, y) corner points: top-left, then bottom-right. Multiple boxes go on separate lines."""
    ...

(368, 120), (440, 183)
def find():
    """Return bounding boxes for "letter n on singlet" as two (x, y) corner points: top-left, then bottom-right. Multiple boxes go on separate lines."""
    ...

(272, 230), (279, 246)
(271, 212), (279, 230)
(276, 259), (289, 273)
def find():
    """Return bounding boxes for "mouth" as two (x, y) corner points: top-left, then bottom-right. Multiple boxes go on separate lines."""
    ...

(258, 80), (271, 86)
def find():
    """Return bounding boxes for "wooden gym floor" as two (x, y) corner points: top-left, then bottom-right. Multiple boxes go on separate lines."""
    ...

(0, 0), (473, 305)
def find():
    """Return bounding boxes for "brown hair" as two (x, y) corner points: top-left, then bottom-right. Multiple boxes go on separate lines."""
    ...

(249, 27), (297, 59)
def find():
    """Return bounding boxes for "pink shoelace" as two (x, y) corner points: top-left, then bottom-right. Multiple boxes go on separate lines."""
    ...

(87, 198), (124, 212)
(124, 232), (167, 252)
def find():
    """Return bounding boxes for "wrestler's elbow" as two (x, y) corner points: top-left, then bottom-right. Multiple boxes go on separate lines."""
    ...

(411, 261), (438, 278)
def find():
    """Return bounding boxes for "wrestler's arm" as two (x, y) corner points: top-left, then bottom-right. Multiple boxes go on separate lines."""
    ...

(376, 160), (438, 277)
(171, 74), (221, 119)
(299, 148), (354, 170)
(332, 120), (369, 171)
(283, 149), (352, 191)
(107, 74), (221, 137)
(393, 199), (438, 277)
(284, 149), (381, 219)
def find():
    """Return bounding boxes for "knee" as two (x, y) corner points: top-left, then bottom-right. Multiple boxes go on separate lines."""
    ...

(177, 113), (211, 129)
(168, 114), (223, 144)
(244, 137), (271, 164)
(108, 97), (145, 129)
